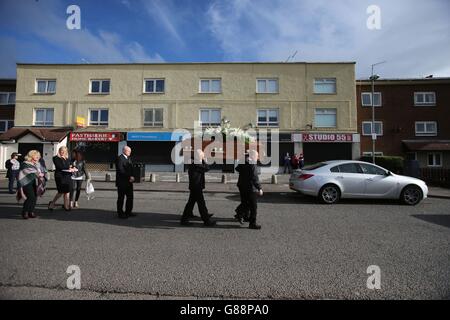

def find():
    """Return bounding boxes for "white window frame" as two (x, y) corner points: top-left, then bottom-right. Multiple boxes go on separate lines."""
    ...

(199, 109), (221, 126)
(256, 78), (279, 94)
(199, 79), (222, 93)
(0, 119), (14, 133)
(89, 79), (111, 94)
(415, 121), (437, 136)
(89, 108), (109, 126)
(362, 121), (383, 136)
(314, 78), (337, 94)
(257, 109), (279, 127)
(35, 79), (56, 94)
(0, 92), (15, 105)
(414, 92), (436, 106)
(427, 152), (442, 167)
(33, 108), (54, 126)
(314, 108), (337, 128)
(361, 92), (382, 107)
(362, 152), (384, 157)
(143, 78), (165, 94)
(143, 108), (164, 127)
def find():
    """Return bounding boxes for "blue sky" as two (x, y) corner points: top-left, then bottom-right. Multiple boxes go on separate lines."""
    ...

(1, 0), (449, 79)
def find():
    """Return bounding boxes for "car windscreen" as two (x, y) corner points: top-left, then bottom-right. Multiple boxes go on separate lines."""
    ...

(302, 162), (327, 171)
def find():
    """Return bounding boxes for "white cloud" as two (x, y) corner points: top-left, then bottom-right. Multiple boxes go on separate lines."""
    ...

(0, 0), (163, 69)
(206, 0), (450, 78)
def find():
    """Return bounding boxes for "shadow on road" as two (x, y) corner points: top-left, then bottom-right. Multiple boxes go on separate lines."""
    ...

(411, 214), (450, 229)
(0, 204), (244, 230)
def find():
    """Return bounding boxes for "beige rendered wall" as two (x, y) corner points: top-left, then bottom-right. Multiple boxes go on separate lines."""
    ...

(15, 63), (356, 132)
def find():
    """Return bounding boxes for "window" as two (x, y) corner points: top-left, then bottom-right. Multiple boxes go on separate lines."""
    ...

(0, 92), (15, 105)
(36, 79), (56, 93)
(314, 78), (336, 94)
(257, 109), (279, 127)
(414, 92), (436, 106)
(337, 163), (363, 174)
(0, 120), (14, 133)
(415, 121), (437, 136)
(330, 166), (340, 173)
(199, 79), (221, 93)
(89, 109), (109, 126)
(144, 108), (163, 127)
(90, 79), (110, 94)
(315, 108), (337, 128)
(359, 163), (387, 175)
(427, 153), (442, 167)
(34, 109), (54, 126)
(362, 121), (383, 136)
(199, 109), (221, 126)
(361, 92), (382, 107)
(257, 79), (278, 93)
(303, 163), (328, 170)
(144, 79), (165, 93)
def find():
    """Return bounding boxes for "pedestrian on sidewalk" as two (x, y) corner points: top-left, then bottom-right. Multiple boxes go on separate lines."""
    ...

(5, 152), (21, 194)
(291, 153), (300, 170)
(299, 153), (305, 169)
(49, 146), (77, 211)
(17, 150), (46, 219)
(283, 152), (292, 174)
(116, 146), (135, 219)
(70, 150), (91, 209)
(234, 150), (263, 230)
(180, 149), (216, 227)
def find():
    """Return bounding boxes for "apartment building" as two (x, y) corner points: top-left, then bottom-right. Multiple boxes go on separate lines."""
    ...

(0, 79), (16, 169)
(357, 77), (450, 168)
(5, 62), (359, 171)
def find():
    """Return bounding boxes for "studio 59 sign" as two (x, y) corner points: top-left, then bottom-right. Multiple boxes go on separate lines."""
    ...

(292, 133), (354, 143)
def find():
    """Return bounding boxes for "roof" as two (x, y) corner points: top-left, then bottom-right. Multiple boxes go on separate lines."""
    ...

(402, 140), (450, 151)
(357, 77), (450, 85)
(17, 61), (356, 66)
(0, 127), (71, 142)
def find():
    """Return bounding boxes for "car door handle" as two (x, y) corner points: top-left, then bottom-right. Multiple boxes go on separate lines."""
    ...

(366, 178), (374, 181)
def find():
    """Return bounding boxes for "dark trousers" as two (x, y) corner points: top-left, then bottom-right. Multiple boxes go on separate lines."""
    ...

(22, 183), (37, 214)
(237, 189), (258, 224)
(70, 180), (83, 202)
(8, 170), (19, 193)
(182, 189), (209, 222)
(117, 185), (133, 215)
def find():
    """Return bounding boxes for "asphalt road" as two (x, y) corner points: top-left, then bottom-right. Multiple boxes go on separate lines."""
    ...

(0, 183), (449, 299)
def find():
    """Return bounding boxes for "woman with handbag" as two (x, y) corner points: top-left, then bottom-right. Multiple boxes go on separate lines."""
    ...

(48, 146), (77, 211)
(17, 150), (46, 219)
(70, 150), (91, 208)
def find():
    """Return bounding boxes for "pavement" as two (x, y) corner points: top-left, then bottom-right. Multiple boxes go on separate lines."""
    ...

(0, 179), (449, 300)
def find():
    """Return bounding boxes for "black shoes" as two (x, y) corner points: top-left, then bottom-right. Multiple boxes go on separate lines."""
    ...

(118, 213), (128, 219)
(249, 223), (261, 230)
(127, 212), (137, 217)
(203, 220), (217, 227)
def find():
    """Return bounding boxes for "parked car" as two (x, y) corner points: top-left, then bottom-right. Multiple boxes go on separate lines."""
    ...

(289, 160), (428, 205)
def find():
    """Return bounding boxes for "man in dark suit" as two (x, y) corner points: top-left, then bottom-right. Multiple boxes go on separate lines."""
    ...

(116, 145), (135, 219)
(180, 149), (216, 227)
(235, 150), (263, 230)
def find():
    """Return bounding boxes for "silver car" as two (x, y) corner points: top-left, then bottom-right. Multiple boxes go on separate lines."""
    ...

(289, 160), (428, 205)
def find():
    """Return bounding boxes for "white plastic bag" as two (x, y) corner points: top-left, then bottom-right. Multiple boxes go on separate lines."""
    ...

(85, 181), (95, 200)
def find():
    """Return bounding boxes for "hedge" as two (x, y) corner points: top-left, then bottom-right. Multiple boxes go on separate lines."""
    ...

(359, 156), (404, 174)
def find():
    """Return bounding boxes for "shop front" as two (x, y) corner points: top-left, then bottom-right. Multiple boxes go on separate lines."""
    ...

(126, 132), (186, 172)
(69, 131), (123, 171)
(292, 133), (360, 165)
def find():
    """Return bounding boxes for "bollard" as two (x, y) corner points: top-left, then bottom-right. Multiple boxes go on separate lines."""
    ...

(105, 173), (111, 182)
(221, 174), (227, 184)
(150, 173), (156, 183)
(176, 173), (180, 183)
(271, 174), (277, 184)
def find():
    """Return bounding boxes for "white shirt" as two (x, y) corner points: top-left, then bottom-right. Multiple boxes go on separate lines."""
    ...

(11, 159), (20, 170)
(122, 154), (128, 159)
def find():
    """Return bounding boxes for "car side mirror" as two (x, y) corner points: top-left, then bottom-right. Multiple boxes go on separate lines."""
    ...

(385, 170), (391, 176)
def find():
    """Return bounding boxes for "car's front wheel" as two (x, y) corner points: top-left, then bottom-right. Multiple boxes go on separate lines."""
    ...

(400, 185), (423, 205)
(319, 184), (341, 204)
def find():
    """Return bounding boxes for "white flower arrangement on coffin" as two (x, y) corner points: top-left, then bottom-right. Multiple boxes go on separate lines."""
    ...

(196, 125), (256, 143)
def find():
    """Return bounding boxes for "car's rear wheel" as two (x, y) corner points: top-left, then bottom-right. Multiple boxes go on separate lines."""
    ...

(319, 184), (341, 204)
(401, 185), (423, 205)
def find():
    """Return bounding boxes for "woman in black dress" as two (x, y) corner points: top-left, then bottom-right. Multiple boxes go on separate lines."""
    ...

(48, 146), (77, 211)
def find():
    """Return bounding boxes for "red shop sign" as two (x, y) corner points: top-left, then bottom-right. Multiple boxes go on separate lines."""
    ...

(302, 133), (353, 142)
(69, 132), (121, 142)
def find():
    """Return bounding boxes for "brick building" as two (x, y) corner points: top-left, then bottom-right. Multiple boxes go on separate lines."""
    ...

(357, 77), (450, 168)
